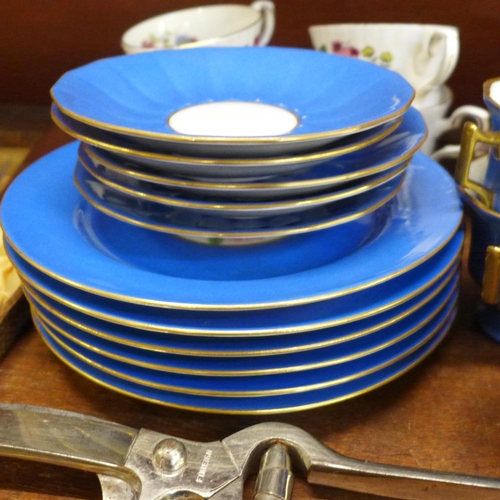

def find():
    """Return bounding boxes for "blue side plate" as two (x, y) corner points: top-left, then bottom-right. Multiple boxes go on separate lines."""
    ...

(79, 106), (425, 198)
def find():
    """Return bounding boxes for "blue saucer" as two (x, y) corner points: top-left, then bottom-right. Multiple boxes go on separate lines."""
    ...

(51, 47), (414, 156)
(1, 142), (462, 309)
(35, 311), (455, 413)
(79, 107), (425, 199)
(53, 104), (402, 174)
(79, 151), (407, 217)
(75, 153), (403, 229)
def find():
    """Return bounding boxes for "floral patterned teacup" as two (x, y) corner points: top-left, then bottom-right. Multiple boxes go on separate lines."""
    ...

(121, 2), (275, 54)
(308, 23), (459, 99)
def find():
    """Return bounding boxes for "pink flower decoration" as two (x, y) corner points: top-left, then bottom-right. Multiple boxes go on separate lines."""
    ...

(331, 41), (360, 58)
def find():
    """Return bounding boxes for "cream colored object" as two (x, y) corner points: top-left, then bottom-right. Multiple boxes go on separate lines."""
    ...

(309, 23), (459, 99)
(121, 1), (275, 53)
(0, 228), (21, 314)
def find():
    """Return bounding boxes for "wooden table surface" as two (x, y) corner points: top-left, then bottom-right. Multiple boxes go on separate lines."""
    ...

(2, 128), (500, 500)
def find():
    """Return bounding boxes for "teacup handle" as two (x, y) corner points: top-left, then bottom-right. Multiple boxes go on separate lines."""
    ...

(250, 1), (275, 46)
(482, 246), (500, 304)
(447, 105), (490, 132)
(455, 121), (500, 209)
(415, 31), (458, 97)
(432, 144), (460, 162)
(431, 106), (490, 159)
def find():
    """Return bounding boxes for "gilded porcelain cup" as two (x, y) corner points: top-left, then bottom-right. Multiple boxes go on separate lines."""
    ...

(455, 78), (500, 212)
(456, 84), (500, 340)
(461, 167), (500, 342)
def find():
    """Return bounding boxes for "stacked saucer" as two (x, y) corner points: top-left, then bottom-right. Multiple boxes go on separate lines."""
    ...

(1, 47), (463, 414)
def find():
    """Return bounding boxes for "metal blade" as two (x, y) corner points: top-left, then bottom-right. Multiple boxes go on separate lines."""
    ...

(0, 403), (138, 478)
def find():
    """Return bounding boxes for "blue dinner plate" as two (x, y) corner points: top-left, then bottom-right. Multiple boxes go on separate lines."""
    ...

(34, 293), (456, 396)
(7, 232), (462, 336)
(22, 262), (458, 357)
(35, 312), (454, 413)
(28, 275), (458, 376)
(51, 47), (414, 156)
(79, 106), (425, 199)
(1, 142), (462, 309)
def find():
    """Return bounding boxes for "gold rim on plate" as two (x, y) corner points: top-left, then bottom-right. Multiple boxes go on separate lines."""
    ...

(33, 309), (453, 414)
(80, 151), (409, 211)
(18, 246), (460, 337)
(29, 279), (457, 377)
(50, 87), (413, 144)
(23, 263), (458, 354)
(74, 167), (404, 238)
(52, 106), (403, 167)
(82, 136), (423, 191)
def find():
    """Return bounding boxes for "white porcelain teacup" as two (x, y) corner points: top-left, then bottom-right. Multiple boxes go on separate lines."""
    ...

(308, 23), (459, 98)
(413, 86), (490, 156)
(121, 1), (275, 54)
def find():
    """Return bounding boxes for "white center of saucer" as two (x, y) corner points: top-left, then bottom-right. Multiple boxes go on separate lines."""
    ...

(168, 101), (299, 137)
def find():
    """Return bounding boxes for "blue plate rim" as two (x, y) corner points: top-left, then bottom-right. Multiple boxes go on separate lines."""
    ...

(33, 310), (454, 414)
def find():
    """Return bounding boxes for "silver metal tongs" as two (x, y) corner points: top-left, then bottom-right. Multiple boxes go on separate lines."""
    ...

(2, 404), (500, 500)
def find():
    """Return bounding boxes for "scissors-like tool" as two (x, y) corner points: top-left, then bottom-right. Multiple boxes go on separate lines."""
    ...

(1, 404), (500, 500)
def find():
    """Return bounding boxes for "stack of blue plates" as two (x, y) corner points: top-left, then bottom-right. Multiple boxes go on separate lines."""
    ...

(1, 47), (462, 414)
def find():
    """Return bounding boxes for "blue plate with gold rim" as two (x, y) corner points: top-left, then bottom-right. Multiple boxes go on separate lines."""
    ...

(79, 106), (425, 199)
(34, 311), (454, 413)
(51, 47), (414, 157)
(6, 232), (462, 337)
(52, 105), (402, 179)
(28, 275), (457, 375)
(74, 154), (404, 225)
(34, 295), (456, 395)
(1, 142), (462, 310)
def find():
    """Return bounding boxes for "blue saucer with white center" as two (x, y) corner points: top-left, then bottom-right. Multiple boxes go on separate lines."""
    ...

(51, 47), (414, 157)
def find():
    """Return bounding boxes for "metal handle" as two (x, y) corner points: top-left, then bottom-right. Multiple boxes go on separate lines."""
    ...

(224, 422), (500, 500)
(308, 453), (500, 500)
(3, 407), (500, 500)
(455, 121), (500, 209)
(482, 245), (500, 304)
